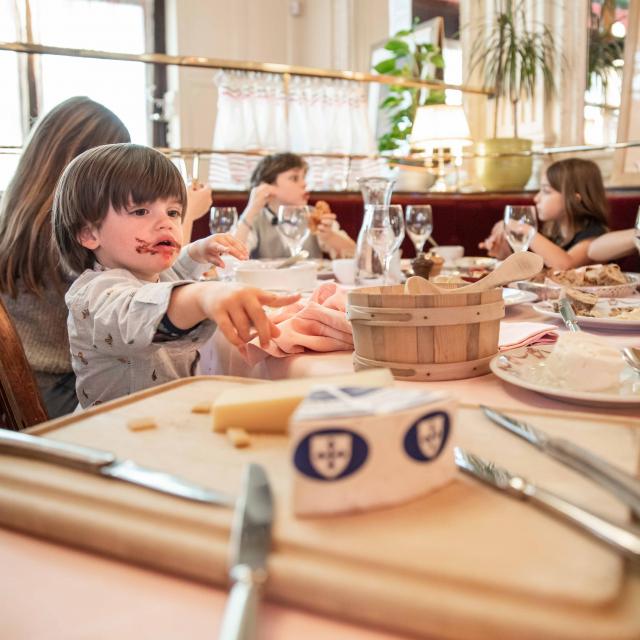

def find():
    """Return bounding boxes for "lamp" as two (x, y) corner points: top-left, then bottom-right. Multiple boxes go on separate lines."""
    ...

(409, 105), (472, 191)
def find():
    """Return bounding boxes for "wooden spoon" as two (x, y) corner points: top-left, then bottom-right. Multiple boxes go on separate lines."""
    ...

(449, 252), (544, 294)
(404, 275), (444, 295)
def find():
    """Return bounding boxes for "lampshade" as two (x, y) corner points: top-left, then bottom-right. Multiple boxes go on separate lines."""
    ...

(409, 105), (472, 149)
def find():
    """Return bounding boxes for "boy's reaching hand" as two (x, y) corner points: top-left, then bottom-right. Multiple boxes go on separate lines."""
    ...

(187, 233), (249, 267)
(201, 285), (300, 348)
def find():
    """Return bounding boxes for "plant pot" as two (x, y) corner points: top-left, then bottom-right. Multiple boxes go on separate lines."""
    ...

(474, 138), (533, 192)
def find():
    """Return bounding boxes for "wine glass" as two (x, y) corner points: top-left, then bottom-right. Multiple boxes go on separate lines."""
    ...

(209, 207), (238, 234)
(277, 205), (311, 257)
(503, 205), (537, 252)
(364, 205), (405, 284)
(634, 207), (640, 255)
(405, 205), (433, 256)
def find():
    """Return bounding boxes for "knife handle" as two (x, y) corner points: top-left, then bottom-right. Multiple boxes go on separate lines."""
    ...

(517, 480), (640, 563)
(218, 565), (264, 640)
(547, 438), (640, 520)
(0, 429), (116, 472)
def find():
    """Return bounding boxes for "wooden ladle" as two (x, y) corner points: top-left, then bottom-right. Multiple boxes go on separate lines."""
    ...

(404, 275), (444, 295)
(450, 252), (544, 294)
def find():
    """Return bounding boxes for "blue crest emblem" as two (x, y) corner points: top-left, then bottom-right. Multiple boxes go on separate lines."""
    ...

(403, 411), (450, 462)
(293, 428), (368, 481)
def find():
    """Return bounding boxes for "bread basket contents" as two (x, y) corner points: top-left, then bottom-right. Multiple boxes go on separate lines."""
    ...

(290, 387), (457, 516)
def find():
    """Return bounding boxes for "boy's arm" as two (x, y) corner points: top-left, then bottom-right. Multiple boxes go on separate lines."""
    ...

(167, 281), (299, 348)
(169, 234), (249, 280)
(235, 184), (274, 248)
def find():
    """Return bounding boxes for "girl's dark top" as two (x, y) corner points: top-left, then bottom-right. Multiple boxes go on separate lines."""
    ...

(561, 219), (607, 250)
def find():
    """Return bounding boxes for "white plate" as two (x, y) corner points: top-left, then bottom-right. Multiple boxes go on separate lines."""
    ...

(490, 344), (640, 408)
(532, 297), (640, 330)
(502, 287), (538, 306)
(453, 256), (498, 270)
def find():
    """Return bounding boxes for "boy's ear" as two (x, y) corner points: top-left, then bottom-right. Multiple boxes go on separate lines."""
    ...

(77, 225), (100, 250)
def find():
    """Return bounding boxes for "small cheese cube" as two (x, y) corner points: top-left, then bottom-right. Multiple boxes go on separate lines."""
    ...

(212, 368), (394, 433)
(227, 428), (251, 448)
(127, 417), (157, 432)
(191, 402), (212, 414)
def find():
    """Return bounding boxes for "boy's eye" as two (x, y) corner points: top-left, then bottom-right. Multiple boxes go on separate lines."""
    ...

(129, 208), (148, 216)
(168, 209), (182, 218)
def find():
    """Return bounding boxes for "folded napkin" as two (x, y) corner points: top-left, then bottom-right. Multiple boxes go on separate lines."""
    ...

(499, 322), (558, 351)
(242, 282), (353, 366)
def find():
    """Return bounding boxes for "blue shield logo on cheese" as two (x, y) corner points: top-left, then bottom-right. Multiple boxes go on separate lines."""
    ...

(294, 429), (368, 481)
(403, 411), (450, 462)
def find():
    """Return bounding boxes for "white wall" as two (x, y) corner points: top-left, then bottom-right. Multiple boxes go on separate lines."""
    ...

(164, 0), (388, 180)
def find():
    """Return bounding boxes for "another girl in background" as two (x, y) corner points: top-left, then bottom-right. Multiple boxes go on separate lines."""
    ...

(0, 97), (130, 418)
(588, 228), (638, 262)
(480, 158), (609, 269)
(234, 153), (355, 259)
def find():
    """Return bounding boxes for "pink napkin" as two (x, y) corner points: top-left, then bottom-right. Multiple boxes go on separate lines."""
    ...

(242, 282), (354, 366)
(498, 322), (558, 351)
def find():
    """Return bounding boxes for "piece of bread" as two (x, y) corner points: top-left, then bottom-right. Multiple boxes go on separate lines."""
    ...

(310, 201), (331, 233)
(565, 287), (597, 314)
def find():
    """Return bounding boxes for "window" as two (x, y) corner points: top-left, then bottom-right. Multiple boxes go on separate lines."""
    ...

(1, 0), (151, 190)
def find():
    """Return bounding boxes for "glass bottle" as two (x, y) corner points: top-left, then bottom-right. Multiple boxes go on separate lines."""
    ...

(355, 177), (395, 285)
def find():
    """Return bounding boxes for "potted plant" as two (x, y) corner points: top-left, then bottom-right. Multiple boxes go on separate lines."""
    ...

(374, 21), (445, 155)
(467, 0), (557, 191)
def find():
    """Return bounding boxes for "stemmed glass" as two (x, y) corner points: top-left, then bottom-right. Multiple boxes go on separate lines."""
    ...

(503, 205), (538, 252)
(209, 207), (238, 234)
(634, 207), (640, 255)
(277, 205), (311, 257)
(405, 205), (433, 256)
(364, 205), (405, 284)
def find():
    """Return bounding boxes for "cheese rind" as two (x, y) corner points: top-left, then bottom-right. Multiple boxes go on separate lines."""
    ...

(211, 369), (394, 433)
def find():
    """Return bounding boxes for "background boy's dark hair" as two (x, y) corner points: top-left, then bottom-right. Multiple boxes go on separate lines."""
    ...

(53, 143), (187, 275)
(249, 152), (308, 189)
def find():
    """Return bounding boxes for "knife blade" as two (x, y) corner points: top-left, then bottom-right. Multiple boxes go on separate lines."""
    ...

(0, 429), (234, 507)
(454, 447), (640, 563)
(481, 405), (640, 519)
(218, 463), (273, 640)
(558, 298), (581, 332)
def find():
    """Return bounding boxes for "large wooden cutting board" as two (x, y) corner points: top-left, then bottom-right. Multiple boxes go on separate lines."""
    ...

(1, 375), (639, 640)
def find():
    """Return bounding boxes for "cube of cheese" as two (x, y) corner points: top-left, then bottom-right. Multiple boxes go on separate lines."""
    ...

(212, 368), (394, 434)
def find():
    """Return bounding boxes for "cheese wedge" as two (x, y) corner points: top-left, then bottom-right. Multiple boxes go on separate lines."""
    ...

(212, 368), (394, 433)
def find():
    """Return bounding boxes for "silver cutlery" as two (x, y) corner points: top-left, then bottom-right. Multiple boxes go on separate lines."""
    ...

(621, 347), (640, 375)
(481, 406), (640, 519)
(558, 298), (580, 332)
(218, 463), (273, 640)
(454, 447), (640, 563)
(0, 429), (234, 507)
(276, 249), (309, 269)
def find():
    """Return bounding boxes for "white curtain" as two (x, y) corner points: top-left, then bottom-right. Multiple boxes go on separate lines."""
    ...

(210, 71), (378, 190)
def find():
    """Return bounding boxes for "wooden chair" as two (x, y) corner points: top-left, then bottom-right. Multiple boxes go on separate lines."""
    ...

(0, 296), (48, 430)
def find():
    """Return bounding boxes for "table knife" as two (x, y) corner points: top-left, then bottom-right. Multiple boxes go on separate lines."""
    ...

(0, 429), (234, 507)
(218, 463), (273, 640)
(481, 405), (640, 519)
(454, 447), (640, 563)
(558, 298), (581, 332)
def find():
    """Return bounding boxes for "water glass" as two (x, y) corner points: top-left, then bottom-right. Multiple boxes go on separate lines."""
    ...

(634, 207), (640, 255)
(277, 205), (311, 257)
(364, 205), (405, 284)
(209, 207), (238, 235)
(405, 205), (433, 256)
(503, 205), (537, 252)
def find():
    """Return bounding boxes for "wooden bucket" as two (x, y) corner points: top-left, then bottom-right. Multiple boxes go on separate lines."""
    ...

(346, 284), (505, 381)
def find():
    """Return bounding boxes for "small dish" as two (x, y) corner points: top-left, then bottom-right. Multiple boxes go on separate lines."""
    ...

(503, 287), (538, 307)
(532, 298), (640, 330)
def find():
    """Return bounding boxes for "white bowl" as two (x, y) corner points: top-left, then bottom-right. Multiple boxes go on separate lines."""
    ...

(234, 260), (317, 291)
(434, 245), (464, 263)
(332, 258), (356, 284)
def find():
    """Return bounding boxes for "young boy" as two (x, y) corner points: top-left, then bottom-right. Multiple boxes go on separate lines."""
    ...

(234, 152), (355, 259)
(53, 143), (299, 408)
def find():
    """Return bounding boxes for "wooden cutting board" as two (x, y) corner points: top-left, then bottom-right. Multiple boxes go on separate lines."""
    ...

(1, 375), (639, 640)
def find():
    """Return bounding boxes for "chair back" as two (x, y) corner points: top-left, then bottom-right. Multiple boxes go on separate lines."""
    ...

(0, 296), (48, 430)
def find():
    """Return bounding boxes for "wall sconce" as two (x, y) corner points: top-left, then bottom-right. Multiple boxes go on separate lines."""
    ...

(409, 105), (472, 191)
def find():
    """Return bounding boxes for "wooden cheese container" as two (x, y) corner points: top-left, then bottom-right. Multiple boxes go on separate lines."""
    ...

(347, 283), (504, 381)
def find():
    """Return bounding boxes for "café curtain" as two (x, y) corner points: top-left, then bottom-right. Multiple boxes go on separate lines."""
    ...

(210, 70), (378, 190)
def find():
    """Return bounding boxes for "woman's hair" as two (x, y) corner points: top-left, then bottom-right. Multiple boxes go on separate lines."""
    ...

(543, 158), (609, 243)
(0, 97), (130, 296)
(249, 152), (308, 188)
(53, 143), (187, 275)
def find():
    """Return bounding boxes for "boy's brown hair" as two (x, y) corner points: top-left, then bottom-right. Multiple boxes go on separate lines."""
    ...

(249, 152), (308, 188)
(53, 143), (187, 275)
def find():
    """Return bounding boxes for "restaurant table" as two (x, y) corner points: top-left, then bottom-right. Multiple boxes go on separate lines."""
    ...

(2, 297), (639, 640)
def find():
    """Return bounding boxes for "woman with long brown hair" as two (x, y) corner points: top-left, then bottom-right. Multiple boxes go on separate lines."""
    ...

(0, 97), (130, 418)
